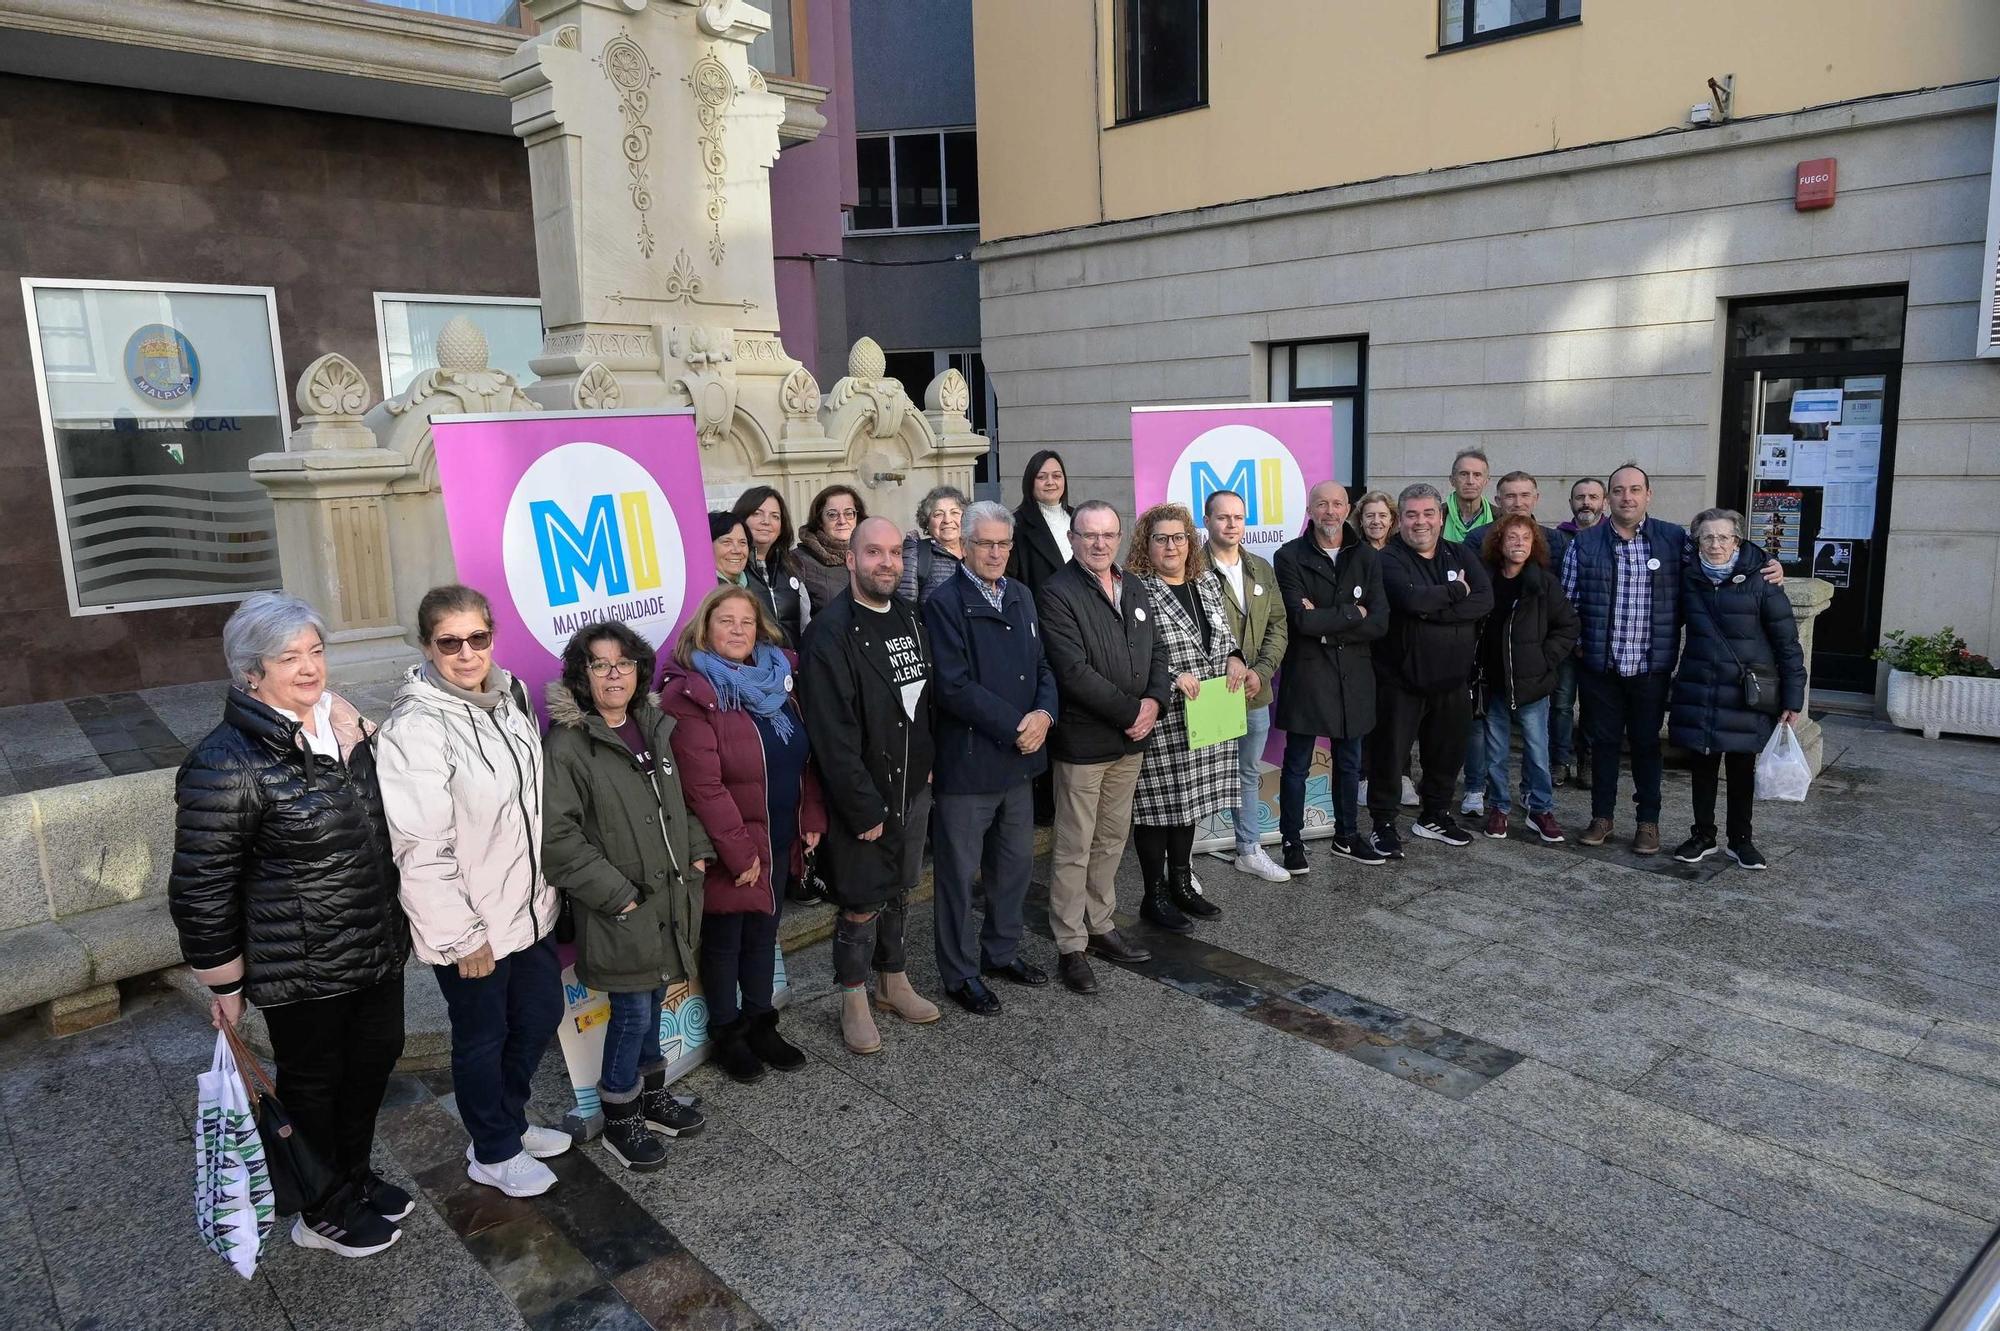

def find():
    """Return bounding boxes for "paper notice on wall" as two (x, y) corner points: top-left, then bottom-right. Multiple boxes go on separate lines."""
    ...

(1789, 441), (1830, 486)
(1811, 539), (1854, 587)
(1820, 481), (1876, 540)
(1751, 491), (1803, 562)
(1841, 397), (1884, 426)
(1826, 425), (1881, 481)
(1755, 435), (1794, 480)
(1789, 388), (1844, 423)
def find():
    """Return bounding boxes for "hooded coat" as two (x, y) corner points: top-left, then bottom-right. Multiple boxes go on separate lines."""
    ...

(540, 684), (714, 992)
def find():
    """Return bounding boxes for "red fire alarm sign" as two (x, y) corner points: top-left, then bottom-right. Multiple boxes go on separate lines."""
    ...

(1796, 158), (1837, 210)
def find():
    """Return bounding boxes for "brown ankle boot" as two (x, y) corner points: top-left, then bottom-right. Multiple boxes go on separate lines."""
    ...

(872, 970), (941, 1024)
(840, 986), (882, 1055)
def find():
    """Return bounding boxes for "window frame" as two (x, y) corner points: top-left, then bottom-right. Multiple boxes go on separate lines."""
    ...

(1113, 0), (1209, 127)
(19, 275), (291, 617)
(749, 0), (811, 79)
(1268, 336), (1369, 488)
(844, 127), (981, 235)
(372, 291), (544, 401)
(1436, 0), (1579, 52)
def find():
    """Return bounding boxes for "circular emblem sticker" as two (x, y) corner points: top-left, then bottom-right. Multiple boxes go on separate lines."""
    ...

(1353, 585), (1363, 598)
(124, 323), (200, 403)
(1135, 607), (1148, 622)
(1647, 557), (1662, 571)
(1252, 583), (1264, 597)
(501, 442), (689, 659)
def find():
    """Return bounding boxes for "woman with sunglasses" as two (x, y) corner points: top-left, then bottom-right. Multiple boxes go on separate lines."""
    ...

(377, 585), (569, 1199)
(541, 621), (712, 1171)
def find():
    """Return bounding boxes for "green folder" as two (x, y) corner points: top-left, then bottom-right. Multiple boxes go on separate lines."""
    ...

(1184, 675), (1248, 751)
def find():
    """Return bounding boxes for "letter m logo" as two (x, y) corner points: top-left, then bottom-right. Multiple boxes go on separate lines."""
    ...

(532, 495), (629, 607)
(1190, 458), (1261, 525)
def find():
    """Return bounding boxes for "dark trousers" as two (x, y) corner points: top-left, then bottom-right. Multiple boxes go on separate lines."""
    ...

(1279, 732), (1364, 841)
(931, 782), (1033, 988)
(262, 969), (407, 1208)
(432, 934), (563, 1166)
(1578, 668), (1673, 823)
(1366, 678), (1471, 824)
(700, 903), (782, 1028)
(1132, 823), (1196, 882)
(1689, 750), (1756, 844)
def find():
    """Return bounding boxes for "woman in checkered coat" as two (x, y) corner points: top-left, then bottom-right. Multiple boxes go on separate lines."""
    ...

(1127, 503), (1251, 934)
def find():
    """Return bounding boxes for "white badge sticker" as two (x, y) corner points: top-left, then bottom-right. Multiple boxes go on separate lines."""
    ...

(1353, 585), (1363, 599)
(1446, 569), (1459, 582)
(783, 673), (794, 692)
(789, 576), (801, 590)
(1135, 607), (1148, 622)
(1730, 573), (1746, 584)
(1647, 557), (1662, 571)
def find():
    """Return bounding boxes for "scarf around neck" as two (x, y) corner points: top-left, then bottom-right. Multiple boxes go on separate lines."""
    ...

(424, 660), (507, 711)
(799, 527), (850, 567)
(693, 643), (795, 742)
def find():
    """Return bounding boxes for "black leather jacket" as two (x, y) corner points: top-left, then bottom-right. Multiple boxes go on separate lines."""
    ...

(168, 688), (405, 1008)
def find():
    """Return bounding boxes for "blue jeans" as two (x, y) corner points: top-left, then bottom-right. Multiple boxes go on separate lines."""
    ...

(599, 986), (666, 1103)
(1280, 731), (1364, 841)
(432, 933), (564, 1165)
(1550, 657), (1578, 767)
(1484, 696), (1554, 814)
(1233, 706), (1274, 853)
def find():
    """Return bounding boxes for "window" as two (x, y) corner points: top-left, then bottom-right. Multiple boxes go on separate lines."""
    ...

(1115, 0), (1206, 124)
(750, 0), (804, 78)
(848, 131), (979, 232)
(374, 294), (543, 399)
(1269, 338), (1367, 486)
(1439, 0), (1578, 49)
(883, 350), (998, 485)
(362, 0), (524, 25)
(22, 280), (289, 614)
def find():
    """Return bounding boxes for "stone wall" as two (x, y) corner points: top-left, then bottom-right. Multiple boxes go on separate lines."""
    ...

(0, 73), (538, 706)
(977, 85), (2000, 656)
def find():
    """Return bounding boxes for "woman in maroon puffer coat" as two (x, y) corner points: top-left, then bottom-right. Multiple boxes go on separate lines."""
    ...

(660, 585), (826, 1083)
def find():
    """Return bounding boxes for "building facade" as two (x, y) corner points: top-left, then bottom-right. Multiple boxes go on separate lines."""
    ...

(972, 0), (2000, 694)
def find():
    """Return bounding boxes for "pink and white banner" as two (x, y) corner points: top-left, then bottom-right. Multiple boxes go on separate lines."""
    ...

(430, 408), (715, 715)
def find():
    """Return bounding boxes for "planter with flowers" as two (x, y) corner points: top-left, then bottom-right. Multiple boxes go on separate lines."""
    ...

(1874, 628), (2000, 740)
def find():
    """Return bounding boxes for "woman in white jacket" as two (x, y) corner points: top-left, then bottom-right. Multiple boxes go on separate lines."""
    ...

(376, 584), (568, 1199)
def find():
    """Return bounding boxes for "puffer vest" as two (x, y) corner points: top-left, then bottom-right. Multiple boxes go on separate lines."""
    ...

(1568, 517), (1685, 675)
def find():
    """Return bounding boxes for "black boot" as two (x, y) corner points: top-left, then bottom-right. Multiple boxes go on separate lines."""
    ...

(1168, 865), (1221, 920)
(743, 1010), (807, 1071)
(600, 1098), (668, 1172)
(1139, 866), (1193, 934)
(639, 1071), (706, 1136)
(709, 1018), (766, 1084)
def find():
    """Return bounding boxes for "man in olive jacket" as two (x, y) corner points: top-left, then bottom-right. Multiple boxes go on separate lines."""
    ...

(1200, 489), (1291, 884)
(1036, 499), (1171, 995)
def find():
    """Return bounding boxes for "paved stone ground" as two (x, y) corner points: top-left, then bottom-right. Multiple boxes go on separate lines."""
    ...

(2, 713), (1995, 1330)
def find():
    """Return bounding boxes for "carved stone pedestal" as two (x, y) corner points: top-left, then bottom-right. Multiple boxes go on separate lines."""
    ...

(1786, 577), (1836, 775)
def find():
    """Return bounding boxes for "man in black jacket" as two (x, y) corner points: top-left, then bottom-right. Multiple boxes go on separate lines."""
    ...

(1036, 499), (1171, 994)
(1366, 483), (1494, 857)
(1273, 481), (1389, 873)
(801, 517), (942, 1055)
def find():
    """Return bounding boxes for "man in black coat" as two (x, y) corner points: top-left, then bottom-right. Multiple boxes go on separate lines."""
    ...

(1273, 481), (1389, 874)
(800, 517), (942, 1055)
(1036, 499), (1171, 995)
(923, 501), (1059, 1015)
(1366, 483), (1494, 858)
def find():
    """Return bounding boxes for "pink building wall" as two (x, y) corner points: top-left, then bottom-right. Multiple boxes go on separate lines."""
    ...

(770, 0), (854, 385)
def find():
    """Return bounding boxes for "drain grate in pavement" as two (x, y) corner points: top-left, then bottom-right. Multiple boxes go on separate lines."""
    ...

(376, 1073), (766, 1331)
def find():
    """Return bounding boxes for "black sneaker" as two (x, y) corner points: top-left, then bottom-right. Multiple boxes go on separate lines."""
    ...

(1332, 832), (1386, 866)
(640, 1074), (708, 1136)
(1673, 831), (1717, 863)
(1412, 814), (1472, 847)
(293, 1191), (401, 1258)
(601, 1101), (668, 1172)
(356, 1170), (414, 1222)
(1370, 825), (1405, 861)
(1281, 841), (1309, 876)
(1726, 841), (1767, 870)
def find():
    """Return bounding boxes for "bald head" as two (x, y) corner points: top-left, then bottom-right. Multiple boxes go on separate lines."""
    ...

(848, 516), (905, 606)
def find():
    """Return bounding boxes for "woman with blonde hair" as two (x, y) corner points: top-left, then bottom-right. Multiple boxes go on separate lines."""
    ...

(1125, 503), (1248, 931)
(1355, 489), (1398, 550)
(659, 585), (825, 1082)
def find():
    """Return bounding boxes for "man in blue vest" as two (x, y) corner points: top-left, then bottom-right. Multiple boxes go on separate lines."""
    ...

(1561, 464), (1781, 854)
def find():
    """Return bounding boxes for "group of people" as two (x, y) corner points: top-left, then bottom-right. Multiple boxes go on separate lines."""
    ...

(166, 445), (1807, 1261)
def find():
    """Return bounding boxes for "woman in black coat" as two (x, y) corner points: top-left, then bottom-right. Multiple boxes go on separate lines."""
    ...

(1669, 508), (1805, 870)
(1475, 514), (1580, 845)
(1007, 449), (1073, 599)
(733, 485), (807, 645)
(168, 592), (409, 1258)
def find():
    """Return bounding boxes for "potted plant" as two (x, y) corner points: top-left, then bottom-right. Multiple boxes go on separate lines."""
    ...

(1874, 627), (2000, 739)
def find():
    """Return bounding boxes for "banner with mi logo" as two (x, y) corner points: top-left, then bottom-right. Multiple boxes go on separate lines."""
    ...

(1132, 402), (1336, 554)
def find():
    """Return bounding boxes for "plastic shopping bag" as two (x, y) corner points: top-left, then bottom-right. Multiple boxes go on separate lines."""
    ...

(195, 1031), (274, 1278)
(1755, 722), (1812, 802)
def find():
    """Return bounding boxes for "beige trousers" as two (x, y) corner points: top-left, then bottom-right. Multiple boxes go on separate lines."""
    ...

(1048, 753), (1142, 953)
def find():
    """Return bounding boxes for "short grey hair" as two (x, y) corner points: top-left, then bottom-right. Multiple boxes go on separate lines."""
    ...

(962, 500), (1014, 536)
(915, 484), (970, 534)
(1071, 498), (1121, 534)
(1691, 507), (1745, 541)
(1398, 482), (1444, 510)
(223, 592), (327, 683)
(1450, 447), (1489, 472)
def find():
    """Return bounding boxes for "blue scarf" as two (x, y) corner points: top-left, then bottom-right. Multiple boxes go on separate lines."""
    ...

(1700, 556), (1736, 584)
(693, 644), (795, 742)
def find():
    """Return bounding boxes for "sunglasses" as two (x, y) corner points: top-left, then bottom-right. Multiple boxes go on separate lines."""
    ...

(433, 630), (494, 656)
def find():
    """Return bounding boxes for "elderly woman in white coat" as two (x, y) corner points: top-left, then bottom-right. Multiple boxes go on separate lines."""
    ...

(376, 584), (568, 1200)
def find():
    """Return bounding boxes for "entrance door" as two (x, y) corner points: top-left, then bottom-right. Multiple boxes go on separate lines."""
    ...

(1719, 288), (1906, 694)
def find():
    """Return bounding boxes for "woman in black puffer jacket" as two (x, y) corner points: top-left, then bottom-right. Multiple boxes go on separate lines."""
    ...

(169, 592), (409, 1258)
(1668, 509), (1805, 871)
(1475, 514), (1580, 846)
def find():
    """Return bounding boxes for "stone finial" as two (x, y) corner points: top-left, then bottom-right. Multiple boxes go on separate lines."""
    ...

(925, 367), (971, 417)
(296, 353), (371, 421)
(848, 336), (886, 381)
(574, 362), (623, 410)
(435, 316), (490, 372)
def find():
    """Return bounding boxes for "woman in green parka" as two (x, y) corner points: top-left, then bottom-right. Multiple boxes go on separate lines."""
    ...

(542, 620), (715, 1174)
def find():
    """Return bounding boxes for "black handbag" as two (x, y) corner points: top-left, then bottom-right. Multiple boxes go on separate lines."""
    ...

(223, 1023), (340, 1217)
(1693, 587), (1783, 717)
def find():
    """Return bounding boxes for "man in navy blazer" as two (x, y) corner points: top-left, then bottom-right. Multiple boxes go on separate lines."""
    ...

(922, 501), (1060, 1015)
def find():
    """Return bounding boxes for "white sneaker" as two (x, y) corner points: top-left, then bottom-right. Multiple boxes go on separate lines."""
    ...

(1400, 777), (1420, 807)
(466, 1147), (557, 1197)
(1233, 847), (1291, 883)
(1460, 792), (1485, 817)
(521, 1124), (573, 1159)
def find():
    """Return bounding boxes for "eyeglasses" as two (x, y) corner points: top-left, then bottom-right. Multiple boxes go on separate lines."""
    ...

(969, 538), (1013, 552)
(823, 507), (858, 522)
(433, 630), (493, 656)
(1696, 533), (1740, 546)
(1150, 532), (1190, 547)
(587, 658), (639, 677)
